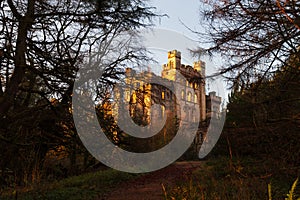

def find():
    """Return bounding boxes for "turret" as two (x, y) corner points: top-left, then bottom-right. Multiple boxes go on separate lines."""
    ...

(167, 50), (181, 69)
(193, 61), (205, 78)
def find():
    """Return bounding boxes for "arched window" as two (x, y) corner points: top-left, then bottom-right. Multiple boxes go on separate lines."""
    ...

(187, 92), (192, 102)
(132, 93), (136, 103)
(191, 110), (195, 122)
(169, 61), (174, 68)
(194, 94), (198, 103)
(161, 91), (165, 100)
(161, 105), (165, 118)
(181, 90), (185, 100)
(125, 91), (130, 101)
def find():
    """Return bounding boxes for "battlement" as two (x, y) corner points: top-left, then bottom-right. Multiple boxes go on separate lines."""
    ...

(193, 61), (206, 77)
(163, 50), (205, 81)
(168, 50), (181, 59)
(177, 64), (201, 78)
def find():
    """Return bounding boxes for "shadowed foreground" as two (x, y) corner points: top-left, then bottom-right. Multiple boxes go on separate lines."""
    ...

(98, 161), (203, 200)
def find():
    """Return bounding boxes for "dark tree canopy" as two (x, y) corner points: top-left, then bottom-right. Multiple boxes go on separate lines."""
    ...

(0, 0), (156, 116)
(0, 0), (158, 185)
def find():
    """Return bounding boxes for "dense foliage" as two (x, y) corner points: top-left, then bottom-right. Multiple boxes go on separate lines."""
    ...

(224, 59), (300, 173)
(0, 0), (157, 186)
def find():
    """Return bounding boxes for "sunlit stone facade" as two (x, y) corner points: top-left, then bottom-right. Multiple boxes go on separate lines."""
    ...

(117, 50), (221, 146)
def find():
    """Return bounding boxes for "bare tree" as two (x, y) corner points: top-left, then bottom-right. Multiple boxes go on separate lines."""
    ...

(194, 0), (300, 87)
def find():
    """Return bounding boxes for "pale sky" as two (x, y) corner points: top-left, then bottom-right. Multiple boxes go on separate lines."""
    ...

(150, 0), (201, 38)
(142, 0), (227, 101)
(144, 0), (205, 70)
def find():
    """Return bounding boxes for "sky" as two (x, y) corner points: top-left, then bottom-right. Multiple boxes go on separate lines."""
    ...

(150, 0), (202, 38)
(141, 0), (227, 101)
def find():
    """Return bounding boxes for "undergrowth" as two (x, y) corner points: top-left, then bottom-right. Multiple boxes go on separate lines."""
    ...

(163, 156), (300, 200)
(0, 169), (137, 200)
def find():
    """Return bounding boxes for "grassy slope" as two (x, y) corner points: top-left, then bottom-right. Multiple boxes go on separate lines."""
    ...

(1, 169), (137, 200)
(2, 157), (299, 200)
(163, 134), (300, 200)
(163, 156), (300, 200)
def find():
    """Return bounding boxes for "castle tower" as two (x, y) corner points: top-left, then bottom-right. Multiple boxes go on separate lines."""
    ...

(161, 50), (208, 122)
(167, 50), (181, 69)
(162, 50), (182, 81)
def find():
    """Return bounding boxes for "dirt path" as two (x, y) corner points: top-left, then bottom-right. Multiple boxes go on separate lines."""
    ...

(97, 161), (203, 200)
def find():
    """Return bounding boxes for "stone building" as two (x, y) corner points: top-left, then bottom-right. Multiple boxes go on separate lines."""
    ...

(116, 50), (221, 146)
